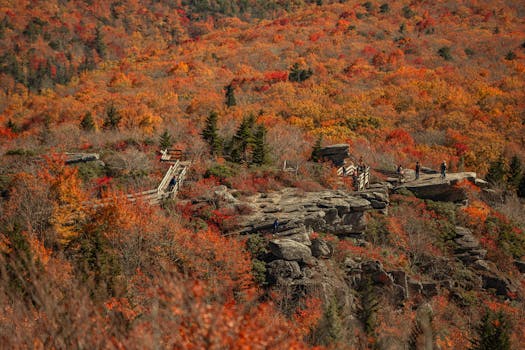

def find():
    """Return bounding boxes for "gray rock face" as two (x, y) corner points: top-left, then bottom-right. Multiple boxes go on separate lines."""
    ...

(317, 144), (349, 166)
(269, 239), (312, 262)
(452, 227), (517, 297)
(311, 238), (333, 258)
(267, 260), (302, 280)
(233, 187), (388, 236)
(395, 172), (479, 202)
(453, 227), (487, 264)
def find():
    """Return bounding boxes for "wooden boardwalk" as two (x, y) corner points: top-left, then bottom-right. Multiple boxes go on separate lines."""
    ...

(337, 163), (370, 191)
(88, 157), (190, 208)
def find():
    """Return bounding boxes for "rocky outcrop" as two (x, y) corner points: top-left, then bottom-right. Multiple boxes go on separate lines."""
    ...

(453, 226), (487, 264)
(269, 239), (312, 263)
(515, 260), (525, 274)
(395, 172), (479, 202)
(265, 235), (357, 315)
(453, 226), (517, 297)
(234, 187), (389, 237)
(311, 238), (333, 258)
(317, 144), (349, 166)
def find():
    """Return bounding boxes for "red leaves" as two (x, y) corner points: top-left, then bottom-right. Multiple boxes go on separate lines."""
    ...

(264, 70), (288, 83)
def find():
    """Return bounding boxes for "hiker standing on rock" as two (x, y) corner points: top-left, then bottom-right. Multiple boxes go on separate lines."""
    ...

(358, 156), (365, 173)
(273, 218), (279, 234)
(440, 161), (447, 180)
(397, 164), (404, 182)
(415, 161), (420, 180)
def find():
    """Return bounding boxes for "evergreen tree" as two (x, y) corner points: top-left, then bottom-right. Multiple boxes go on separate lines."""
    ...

(225, 83), (237, 107)
(80, 112), (96, 131)
(252, 124), (268, 165)
(6, 119), (20, 133)
(93, 26), (106, 59)
(310, 134), (323, 162)
(102, 104), (121, 130)
(507, 155), (522, 190)
(159, 130), (173, 150)
(485, 156), (507, 186)
(360, 277), (379, 337)
(470, 310), (511, 350)
(201, 111), (222, 156)
(289, 63), (313, 82)
(230, 114), (255, 163)
(518, 175), (525, 198)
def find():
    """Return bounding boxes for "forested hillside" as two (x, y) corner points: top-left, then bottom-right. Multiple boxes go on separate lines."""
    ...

(1, 0), (524, 349)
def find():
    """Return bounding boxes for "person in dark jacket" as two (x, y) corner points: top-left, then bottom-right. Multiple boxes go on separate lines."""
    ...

(415, 161), (421, 180)
(169, 177), (177, 191)
(440, 161), (447, 180)
(273, 218), (279, 234)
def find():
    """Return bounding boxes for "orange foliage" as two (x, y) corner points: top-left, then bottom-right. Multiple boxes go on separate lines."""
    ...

(461, 199), (490, 226)
(38, 155), (90, 245)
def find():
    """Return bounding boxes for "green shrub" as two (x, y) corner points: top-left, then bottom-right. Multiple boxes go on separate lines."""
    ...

(5, 149), (35, 156)
(438, 46), (452, 60)
(486, 216), (525, 259)
(251, 258), (267, 286)
(345, 116), (380, 131)
(365, 213), (390, 245)
(465, 48), (475, 57)
(246, 234), (268, 258)
(505, 51), (516, 61)
(425, 200), (456, 224)
(204, 164), (237, 180)
(470, 310), (511, 350)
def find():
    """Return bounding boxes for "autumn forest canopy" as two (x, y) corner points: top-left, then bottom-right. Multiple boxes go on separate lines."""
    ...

(0, 0), (525, 349)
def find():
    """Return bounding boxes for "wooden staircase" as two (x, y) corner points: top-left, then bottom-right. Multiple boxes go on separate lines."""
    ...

(337, 163), (370, 192)
(88, 158), (190, 208)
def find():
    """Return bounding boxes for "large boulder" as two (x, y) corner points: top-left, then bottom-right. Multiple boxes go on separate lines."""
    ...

(481, 274), (516, 297)
(395, 172), (478, 202)
(311, 238), (333, 258)
(317, 144), (349, 166)
(267, 260), (302, 281)
(269, 239), (312, 262)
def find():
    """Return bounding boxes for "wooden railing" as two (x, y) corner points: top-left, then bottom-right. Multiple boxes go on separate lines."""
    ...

(64, 153), (100, 164)
(157, 161), (180, 195)
(86, 159), (190, 208)
(282, 160), (299, 175)
(338, 164), (370, 191)
(160, 149), (183, 162)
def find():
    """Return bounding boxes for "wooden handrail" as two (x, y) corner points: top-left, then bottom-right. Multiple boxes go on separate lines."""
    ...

(338, 165), (370, 191)
(157, 160), (180, 195)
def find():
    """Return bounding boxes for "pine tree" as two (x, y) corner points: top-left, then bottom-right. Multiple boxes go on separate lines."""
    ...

(507, 155), (522, 190)
(252, 124), (268, 165)
(80, 112), (96, 131)
(322, 298), (343, 344)
(201, 111), (222, 156)
(102, 104), (121, 130)
(470, 310), (511, 350)
(518, 175), (525, 198)
(289, 63), (313, 82)
(6, 119), (20, 133)
(230, 114), (255, 163)
(360, 277), (379, 336)
(159, 130), (173, 150)
(225, 83), (237, 107)
(93, 26), (106, 59)
(485, 156), (507, 186)
(311, 135), (323, 162)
